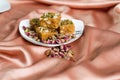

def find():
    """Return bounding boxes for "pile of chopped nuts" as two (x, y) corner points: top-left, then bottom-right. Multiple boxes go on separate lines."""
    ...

(45, 45), (74, 60)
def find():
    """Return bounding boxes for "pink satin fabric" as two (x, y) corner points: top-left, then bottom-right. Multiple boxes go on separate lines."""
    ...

(35, 0), (120, 8)
(0, 0), (120, 80)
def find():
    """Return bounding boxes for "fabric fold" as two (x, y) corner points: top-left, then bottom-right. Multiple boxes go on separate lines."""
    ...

(35, 0), (120, 9)
(1, 0), (120, 80)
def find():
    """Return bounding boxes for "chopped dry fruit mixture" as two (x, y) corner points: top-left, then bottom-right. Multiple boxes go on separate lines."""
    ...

(23, 26), (75, 44)
(45, 45), (74, 60)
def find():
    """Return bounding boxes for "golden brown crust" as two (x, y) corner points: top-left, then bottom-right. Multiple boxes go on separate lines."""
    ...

(60, 19), (75, 34)
(40, 12), (61, 29)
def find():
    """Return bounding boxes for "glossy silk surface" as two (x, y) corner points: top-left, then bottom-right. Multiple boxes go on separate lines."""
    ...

(0, 0), (120, 80)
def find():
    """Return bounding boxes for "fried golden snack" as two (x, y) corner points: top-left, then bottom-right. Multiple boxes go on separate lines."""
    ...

(60, 19), (75, 34)
(40, 12), (61, 29)
(35, 27), (58, 40)
(30, 18), (40, 30)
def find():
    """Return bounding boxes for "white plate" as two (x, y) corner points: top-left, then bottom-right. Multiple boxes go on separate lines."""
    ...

(0, 0), (11, 13)
(19, 18), (84, 47)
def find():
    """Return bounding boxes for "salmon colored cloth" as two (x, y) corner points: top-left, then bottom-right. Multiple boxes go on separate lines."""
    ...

(0, 0), (120, 80)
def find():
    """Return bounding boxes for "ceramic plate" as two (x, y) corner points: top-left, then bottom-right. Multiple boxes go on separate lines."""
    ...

(0, 0), (11, 13)
(19, 18), (84, 47)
